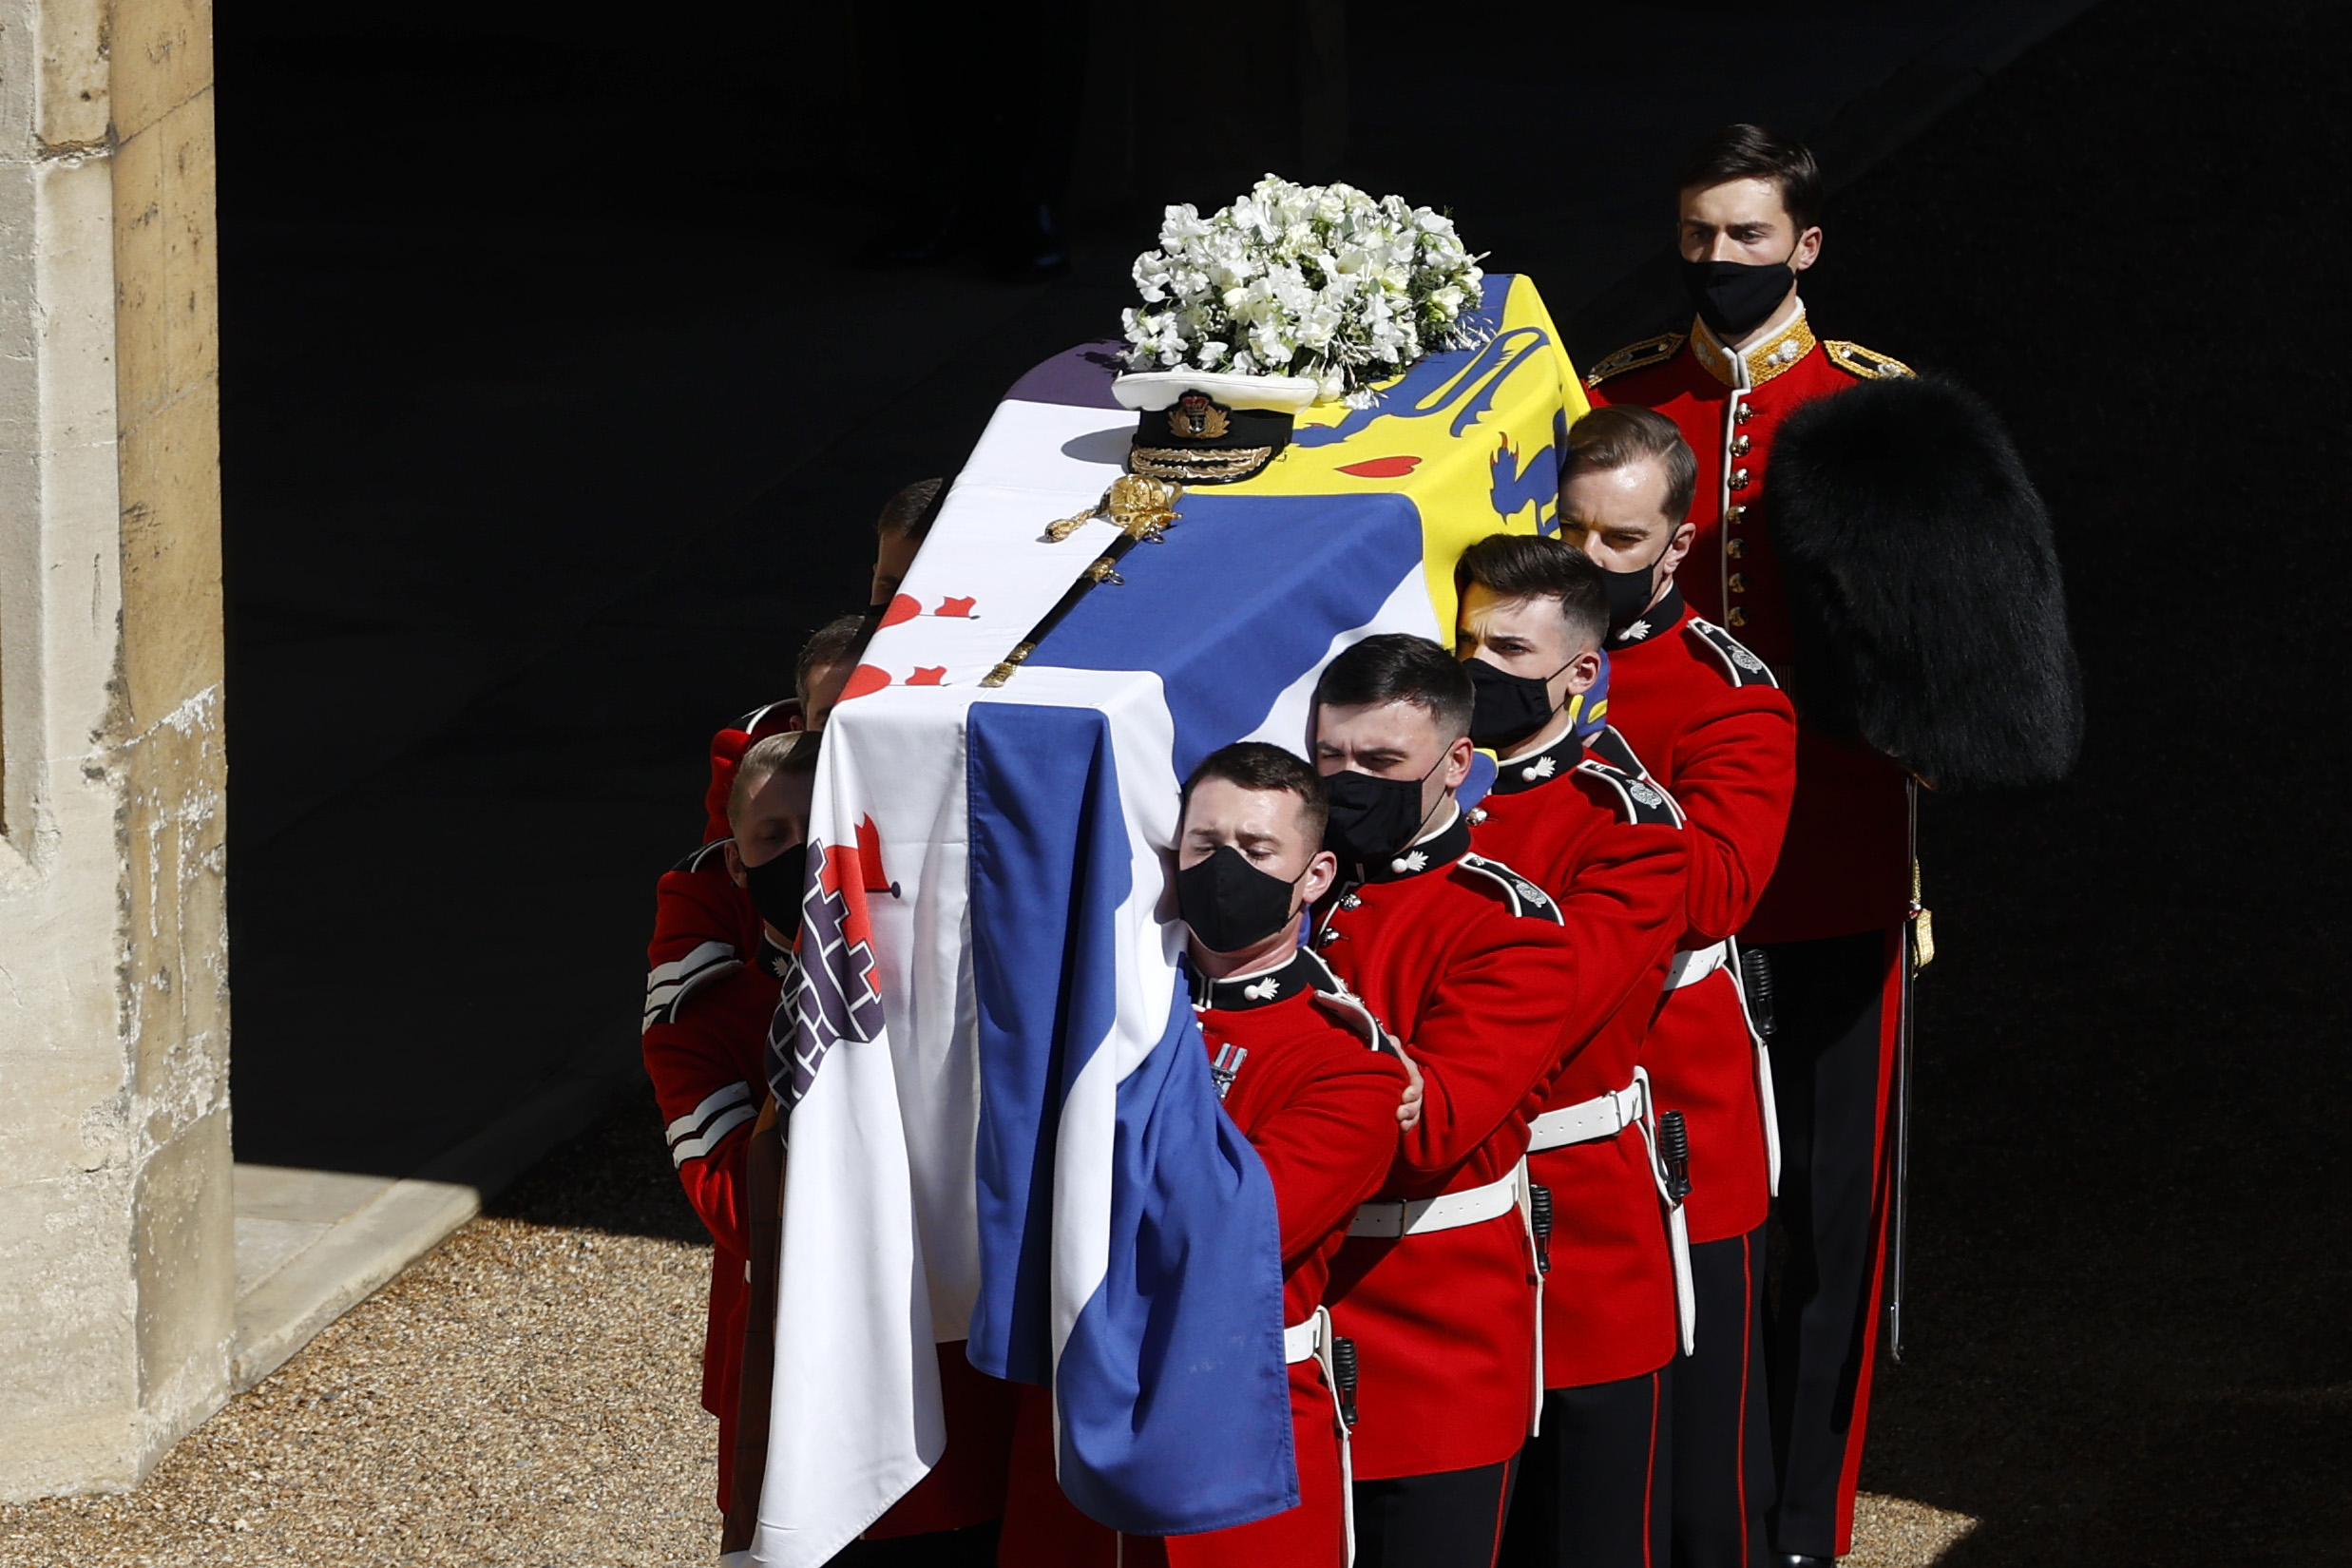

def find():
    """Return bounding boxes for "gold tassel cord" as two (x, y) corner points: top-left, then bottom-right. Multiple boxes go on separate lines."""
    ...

(984, 480), (1185, 689)
(1910, 859), (1936, 969)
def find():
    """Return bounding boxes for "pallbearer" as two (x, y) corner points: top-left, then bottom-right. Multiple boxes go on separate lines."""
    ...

(1307, 636), (1677, 1568)
(1444, 538), (1692, 1568)
(1558, 409), (1799, 1566)
(997, 743), (1409, 1567)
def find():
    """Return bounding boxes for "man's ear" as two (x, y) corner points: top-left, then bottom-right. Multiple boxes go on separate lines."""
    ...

(1662, 519), (1697, 578)
(1299, 848), (1339, 907)
(1792, 224), (1824, 273)
(722, 839), (748, 889)
(1563, 649), (1604, 696)
(1442, 735), (1475, 790)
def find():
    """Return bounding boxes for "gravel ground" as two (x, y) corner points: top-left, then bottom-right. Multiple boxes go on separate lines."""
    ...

(0, 1108), (723, 1568)
(0, 1097), (1973, 1567)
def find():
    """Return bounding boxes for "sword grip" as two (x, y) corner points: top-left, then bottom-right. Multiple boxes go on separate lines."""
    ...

(1331, 1335), (1359, 1429)
(1738, 947), (1776, 1038)
(1528, 1184), (1553, 1274)
(1658, 1109), (1692, 1205)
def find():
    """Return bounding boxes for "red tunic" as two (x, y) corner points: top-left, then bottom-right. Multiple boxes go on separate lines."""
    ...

(1312, 810), (1616, 1475)
(640, 957), (780, 1509)
(1469, 736), (1692, 1387)
(641, 699), (800, 1035)
(998, 951), (1407, 1568)
(1603, 591), (1797, 1242)
(1587, 311), (1911, 942)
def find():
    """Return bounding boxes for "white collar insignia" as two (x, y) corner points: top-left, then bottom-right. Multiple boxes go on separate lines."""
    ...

(1241, 976), (1282, 1002)
(1389, 849), (1429, 874)
(1617, 619), (1652, 643)
(1521, 755), (1558, 782)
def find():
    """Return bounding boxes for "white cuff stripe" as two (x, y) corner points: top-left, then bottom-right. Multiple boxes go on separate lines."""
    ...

(641, 942), (743, 1030)
(665, 1080), (754, 1142)
(669, 1103), (755, 1166)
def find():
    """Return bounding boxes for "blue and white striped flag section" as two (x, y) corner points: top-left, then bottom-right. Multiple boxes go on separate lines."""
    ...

(747, 276), (1583, 1567)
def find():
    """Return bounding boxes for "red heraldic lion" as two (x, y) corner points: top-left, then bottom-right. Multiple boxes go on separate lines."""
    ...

(1602, 588), (1796, 1243)
(1586, 313), (1906, 944)
(1468, 733), (1692, 1386)
(1314, 808), (1646, 1477)
(999, 948), (1407, 1568)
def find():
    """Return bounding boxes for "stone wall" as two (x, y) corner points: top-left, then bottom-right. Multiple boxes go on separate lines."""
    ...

(0, 0), (228, 1501)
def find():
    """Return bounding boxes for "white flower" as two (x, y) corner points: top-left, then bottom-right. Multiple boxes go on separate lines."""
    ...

(1119, 176), (1482, 394)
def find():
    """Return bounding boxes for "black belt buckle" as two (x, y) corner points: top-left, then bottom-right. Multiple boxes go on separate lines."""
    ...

(1529, 1183), (1553, 1274)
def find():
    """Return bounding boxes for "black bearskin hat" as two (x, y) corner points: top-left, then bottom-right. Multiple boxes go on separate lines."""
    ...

(1769, 374), (2083, 791)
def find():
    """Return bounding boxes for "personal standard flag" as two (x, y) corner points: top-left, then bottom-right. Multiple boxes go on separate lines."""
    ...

(750, 275), (1586, 1568)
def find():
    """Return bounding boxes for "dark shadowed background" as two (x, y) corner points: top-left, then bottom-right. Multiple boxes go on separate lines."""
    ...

(213, 1), (2351, 1559)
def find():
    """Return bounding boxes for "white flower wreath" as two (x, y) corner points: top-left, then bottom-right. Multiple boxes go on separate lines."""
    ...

(1119, 175), (1485, 404)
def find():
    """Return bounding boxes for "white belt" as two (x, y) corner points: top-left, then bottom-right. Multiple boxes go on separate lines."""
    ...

(1664, 939), (1730, 990)
(1525, 1068), (1697, 1358)
(1282, 1306), (1356, 1565)
(1528, 1080), (1647, 1152)
(1659, 937), (1783, 1197)
(1348, 1164), (1523, 1239)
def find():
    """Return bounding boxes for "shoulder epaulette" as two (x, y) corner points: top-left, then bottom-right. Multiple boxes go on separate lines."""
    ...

(1455, 852), (1564, 924)
(1684, 618), (1781, 689)
(1583, 331), (1687, 388)
(1575, 758), (1687, 829)
(1823, 340), (1914, 381)
(730, 697), (798, 735)
(1310, 992), (1387, 1051)
(671, 837), (734, 875)
(1586, 724), (1655, 779)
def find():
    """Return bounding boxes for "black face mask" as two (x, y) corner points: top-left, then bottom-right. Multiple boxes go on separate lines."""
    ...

(1603, 526), (1683, 639)
(1679, 256), (1795, 339)
(1176, 844), (1303, 954)
(742, 841), (809, 940)
(1465, 656), (1573, 753)
(1323, 756), (1444, 868)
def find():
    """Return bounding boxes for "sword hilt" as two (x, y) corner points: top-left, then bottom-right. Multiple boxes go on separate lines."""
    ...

(1658, 1109), (1692, 1205)
(1331, 1335), (1359, 1429)
(1738, 946), (1776, 1038)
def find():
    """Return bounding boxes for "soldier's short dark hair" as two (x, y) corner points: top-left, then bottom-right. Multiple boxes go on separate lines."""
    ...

(1455, 533), (1610, 654)
(877, 478), (946, 541)
(1675, 123), (1823, 231)
(1313, 634), (1475, 744)
(795, 613), (870, 707)
(729, 731), (820, 831)
(1180, 741), (1329, 844)
(1565, 406), (1699, 527)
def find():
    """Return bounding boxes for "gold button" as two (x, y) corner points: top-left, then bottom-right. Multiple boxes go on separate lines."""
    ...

(1727, 504), (1746, 524)
(1729, 573), (1747, 594)
(1730, 467), (1750, 490)
(1728, 607), (1748, 627)
(1727, 537), (1745, 558)
(1731, 434), (1751, 456)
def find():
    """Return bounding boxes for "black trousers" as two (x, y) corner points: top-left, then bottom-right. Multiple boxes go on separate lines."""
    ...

(1754, 930), (1898, 1560)
(827, 1520), (999, 1567)
(1355, 1457), (1520, 1568)
(1498, 1370), (1671, 1568)
(1668, 1229), (1773, 1568)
